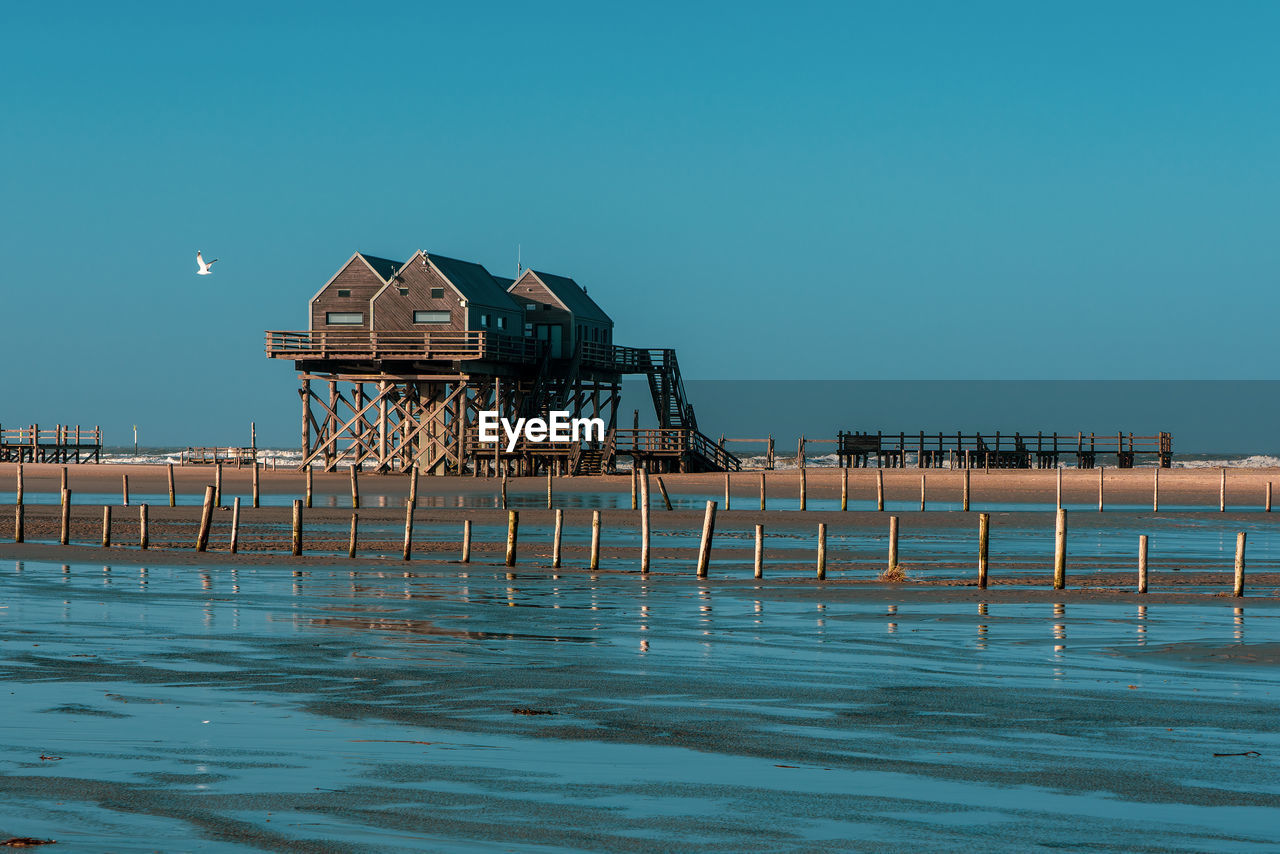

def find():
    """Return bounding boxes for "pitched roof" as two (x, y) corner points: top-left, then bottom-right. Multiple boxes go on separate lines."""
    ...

(427, 253), (520, 310)
(357, 253), (403, 281)
(492, 275), (515, 290)
(530, 270), (612, 324)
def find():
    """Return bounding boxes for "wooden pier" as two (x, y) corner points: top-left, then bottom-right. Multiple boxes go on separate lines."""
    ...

(181, 447), (258, 466)
(0, 425), (101, 464)
(835, 431), (1172, 469)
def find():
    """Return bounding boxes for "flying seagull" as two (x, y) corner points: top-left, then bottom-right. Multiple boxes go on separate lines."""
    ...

(196, 251), (218, 275)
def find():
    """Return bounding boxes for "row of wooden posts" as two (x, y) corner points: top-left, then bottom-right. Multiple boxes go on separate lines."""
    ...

(19, 482), (1252, 597)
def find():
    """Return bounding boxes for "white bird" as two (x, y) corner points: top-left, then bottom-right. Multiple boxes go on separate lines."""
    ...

(196, 251), (218, 275)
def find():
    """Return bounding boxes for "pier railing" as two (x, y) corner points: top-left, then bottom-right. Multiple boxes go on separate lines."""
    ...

(0, 424), (102, 464)
(835, 431), (1173, 469)
(265, 330), (543, 363)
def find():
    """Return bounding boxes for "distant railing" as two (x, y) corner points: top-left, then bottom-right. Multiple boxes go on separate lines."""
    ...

(182, 447), (258, 466)
(0, 424), (102, 464)
(836, 430), (1173, 469)
(614, 428), (742, 471)
(265, 330), (543, 363)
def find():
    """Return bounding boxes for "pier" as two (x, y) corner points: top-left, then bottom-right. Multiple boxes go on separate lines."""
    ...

(835, 430), (1173, 469)
(0, 424), (101, 464)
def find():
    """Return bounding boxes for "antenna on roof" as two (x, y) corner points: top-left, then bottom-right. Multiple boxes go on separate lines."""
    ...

(516, 244), (522, 277)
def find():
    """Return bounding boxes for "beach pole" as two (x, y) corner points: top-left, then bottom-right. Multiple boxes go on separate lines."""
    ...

(920, 474), (926, 511)
(230, 497), (241, 554)
(214, 462), (222, 506)
(630, 467), (637, 510)
(349, 464), (359, 509)
(1153, 468), (1159, 513)
(291, 499), (302, 556)
(101, 505), (111, 548)
(139, 504), (148, 549)
(1138, 534), (1148, 594)
(60, 488), (70, 545)
(887, 515), (899, 573)
(1053, 509), (1067, 590)
(1233, 532), (1246, 597)
(305, 467), (313, 508)
(348, 513), (358, 558)
(754, 524), (763, 579)
(501, 473), (508, 509)
(401, 499), (414, 561)
(195, 485), (214, 552)
(168, 463), (177, 507)
(15, 463), (22, 508)
(841, 467), (848, 511)
(816, 522), (827, 580)
(1055, 467), (1062, 511)
(13, 504), (23, 543)
(640, 470), (651, 573)
(877, 470), (885, 512)
(552, 508), (563, 569)
(547, 470), (553, 509)
(408, 465), (418, 509)
(461, 519), (471, 563)
(656, 476), (673, 510)
(122, 474), (130, 507)
(758, 472), (767, 511)
(963, 468), (970, 512)
(695, 500), (717, 579)
(589, 511), (601, 571)
(505, 510), (518, 567)
(799, 467), (807, 511)
(251, 462), (259, 509)
(978, 513), (989, 589)
(60, 466), (68, 496)
(1220, 467), (1227, 512)
(724, 473), (731, 511)
(1267, 482), (1273, 513)
(1098, 466), (1104, 512)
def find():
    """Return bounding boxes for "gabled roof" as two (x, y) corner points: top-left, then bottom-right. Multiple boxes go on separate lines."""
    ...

(529, 270), (612, 325)
(492, 275), (515, 290)
(426, 253), (520, 310)
(357, 253), (403, 282)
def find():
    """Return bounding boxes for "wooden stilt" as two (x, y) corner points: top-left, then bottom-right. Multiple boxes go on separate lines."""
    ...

(60, 488), (70, 545)
(754, 524), (763, 579)
(1138, 534), (1148, 594)
(1053, 509), (1067, 590)
(1234, 531), (1246, 597)
(402, 499), (414, 561)
(349, 464), (359, 509)
(656, 476), (673, 511)
(168, 463), (176, 507)
(841, 467), (847, 511)
(139, 504), (148, 550)
(887, 515), (899, 573)
(197, 485), (215, 552)
(695, 500), (717, 578)
(122, 474), (130, 507)
(799, 467), (807, 511)
(552, 508), (563, 568)
(101, 505), (111, 548)
(877, 470), (885, 512)
(640, 470), (651, 573)
(590, 511), (601, 571)
(230, 497), (241, 554)
(816, 522), (826, 580)
(461, 519), (471, 563)
(505, 510), (518, 567)
(978, 513), (989, 589)
(291, 499), (302, 556)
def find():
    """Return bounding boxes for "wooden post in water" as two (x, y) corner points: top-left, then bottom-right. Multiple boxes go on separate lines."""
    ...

(1233, 532), (1246, 597)
(461, 519), (471, 563)
(305, 467), (313, 508)
(196, 485), (214, 552)
(920, 474), (926, 511)
(754, 524), (763, 579)
(841, 467), (848, 512)
(101, 506), (111, 548)
(962, 468), (970, 512)
(1267, 482), (1273, 513)
(695, 500), (717, 578)
(168, 463), (177, 507)
(978, 513), (989, 589)
(876, 470), (885, 512)
(60, 466), (68, 495)
(1220, 467), (1227, 512)
(656, 476), (673, 511)
(349, 464), (359, 509)
(122, 474), (130, 507)
(887, 515), (899, 573)
(797, 436), (805, 469)
(799, 467), (807, 511)
(402, 500), (414, 561)
(60, 488), (70, 545)
(291, 499), (302, 556)
(640, 469), (651, 573)
(724, 473), (730, 511)
(347, 513), (359, 558)
(505, 510), (518, 567)
(1053, 509), (1067, 590)
(16, 463), (23, 507)
(408, 465), (418, 509)
(630, 467), (637, 510)
(501, 473), (508, 509)
(816, 522), (827, 580)
(589, 511), (601, 571)
(1138, 534), (1148, 594)
(547, 470), (553, 509)
(760, 472), (767, 511)
(139, 504), (148, 549)
(1152, 467), (1159, 512)
(1055, 467), (1062, 511)
(14, 504), (23, 543)
(251, 462), (259, 509)
(1098, 466), (1104, 512)
(552, 508), (563, 568)
(230, 497), (241, 554)
(214, 463), (222, 506)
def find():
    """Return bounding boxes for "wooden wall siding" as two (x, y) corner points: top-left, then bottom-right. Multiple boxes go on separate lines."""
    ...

(372, 259), (464, 331)
(310, 258), (388, 331)
(511, 271), (611, 350)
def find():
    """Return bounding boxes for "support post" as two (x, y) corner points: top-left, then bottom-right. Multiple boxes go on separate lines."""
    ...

(101, 505), (111, 548)
(552, 508), (564, 568)
(547, 470), (553, 509)
(963, 468), (970, 512)
(214, 463), (222, 506)
(1267, 482), (1273, 513)
(640, 469), (651, 573)
(122, 474), (130, 507)
(754, 524), (763, 579)
(139, 504), (148, 550)
(760, 472), (767, 511)
(590, 511), (601, 571)
(841, 467), (848, 512)
(13, 504), (23, 543)
(1153, 468), (1159, 513)
(799, 467), (807, 511)
(888, 515), (899, 572)
(349, 464), (359, 509)
(877, 470), (885, 512)
(461, 519), (471, 563)
(501, 473), (508, 509)
(1053, 508), (1067, 590)
(197, 485), (214, 552)
(978, 513), (989, 589)
(1098, 466), (1104, 512)
(695, 500), (717, 578)
(920, 474), (926, 511)
(402, 500), (414, 561)
(656, 476), (673, 511)
(505, 510), (518, 567)
(168, 463), (176, 508)
(230, 497), (241, 554)
(1055, 467), (1062, 511)
(630, 467), (637, 510)
(60, 488), (70, 545)
(1234, 531), (1246, 597)
(1138, 534), (1148, 594)
(291, 499), (302, 556)
(816, 522), (827, 580)
(16, 463), (23, 507)
(1220, 467), (1227, 512)
(408, 465), (418, 509)
(251, 462), (260, 509)
(305, 467), (313, 508)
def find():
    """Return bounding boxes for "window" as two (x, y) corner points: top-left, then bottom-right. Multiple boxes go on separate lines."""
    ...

(526, 303), (538, 311)
(497, 316), (507, 330)
(430, 287), (444, 299)
(336, 289), (351, 298)
(398, 287), (409, 296)
(326, 312), (363, 325)
(479, 313), (490, 328)
(524, 322), (533, 336)
(413, 310), (450, 323)
(592, 327), (599, 342)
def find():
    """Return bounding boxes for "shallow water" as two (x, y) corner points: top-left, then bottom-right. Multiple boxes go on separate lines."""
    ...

(1, 559), (1278, 852)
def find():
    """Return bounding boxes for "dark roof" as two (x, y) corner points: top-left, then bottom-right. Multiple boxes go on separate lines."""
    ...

(357, 253), (403, 281)
(427, 254), (520, 311)
(531, 270), (612, 325)
(492, 275), (515, 290)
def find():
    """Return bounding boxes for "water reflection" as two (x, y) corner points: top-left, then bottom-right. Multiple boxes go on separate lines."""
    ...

(1234, 607), (1244, 642)
(977, 602), (988, 650)
(1052, 603), (1066, 677)
(887, 603), (897, 634)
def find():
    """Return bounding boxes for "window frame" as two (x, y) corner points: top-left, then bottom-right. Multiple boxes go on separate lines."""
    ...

(325, 311), (364, 326)
(413, 310), (451, 324)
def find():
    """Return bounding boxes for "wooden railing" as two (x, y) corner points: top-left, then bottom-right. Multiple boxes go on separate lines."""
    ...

(182, 447), (258, 466)
(0, 424), (102, 464)
(836, 430), (1173, 469)
(265, 330), (543, 363)
(614, 428), (741, 471)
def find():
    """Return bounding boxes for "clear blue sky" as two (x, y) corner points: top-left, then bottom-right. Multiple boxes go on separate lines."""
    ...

(2, 2), (1277, 445)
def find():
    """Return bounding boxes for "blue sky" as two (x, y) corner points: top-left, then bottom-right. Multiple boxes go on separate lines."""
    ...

(2, 2), (1277, 445)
